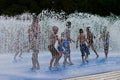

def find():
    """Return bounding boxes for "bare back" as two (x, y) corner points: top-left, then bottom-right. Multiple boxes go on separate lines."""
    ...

(87, 32), (94, 41)
(102, 31), (110, 40)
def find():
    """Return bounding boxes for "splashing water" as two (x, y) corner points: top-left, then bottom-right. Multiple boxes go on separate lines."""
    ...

(0, 11), (120, 53)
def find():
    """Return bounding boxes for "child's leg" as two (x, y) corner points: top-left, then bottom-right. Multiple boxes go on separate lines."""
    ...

(36, 53), (40, 69)
(85, 50), (90, 62)
(80, 45), (86, 64)
(68, 54), (73, 65)
(82, 56), (85, 64)
(48, 45), (57, 69)
(85, 54), (88, 62)
(19, 49), (23, 58)
(106, 44), (109, 58)
(85, 46), (90, 62)
(14, 50), (19, 61)
(53, 46), (60, 67)
(63, 54), (67, 65)
(91, 44), (99, 58)
(57, 51), (62, 65)
(32, 52), (36, 69)
(36, 62), (40, 69)
(58, 51), (62, 61)
(34, 50), (40, 70)
(49, 56), (55, 69)
(54, 54), (59, 67)
(104, 44), (109, 58)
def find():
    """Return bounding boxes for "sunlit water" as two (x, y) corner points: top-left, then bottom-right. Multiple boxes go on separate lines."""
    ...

(0, 11), (120, 53)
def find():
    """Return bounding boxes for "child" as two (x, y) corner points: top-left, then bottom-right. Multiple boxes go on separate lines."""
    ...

(76, 29), (90, 64)
(86, 27), (99, 58)
(62, 39), (71, 65)
(14, 30), (23, 61)
(48, 26), (59, 69)
(62, 21), (75, 65)
(99, 26), (110, 58)
(57, 33), (64, 65)
(28, 15), (40, 70)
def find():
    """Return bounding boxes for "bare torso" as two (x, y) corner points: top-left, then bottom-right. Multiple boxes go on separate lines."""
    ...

(48, 31), (58, 46)
(64, 28), (71, 40)
(87, 32), (94, 42)
(78, 33), (86, 44)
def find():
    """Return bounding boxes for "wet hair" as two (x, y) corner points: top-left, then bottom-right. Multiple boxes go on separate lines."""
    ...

(33, 15), (38, 23)
(79, 29), (83, 33)
(103, 26), (107, 31)
(52, 26), (58, 31)
(66, 21), (71, 26)
(86, 27), (90, 31)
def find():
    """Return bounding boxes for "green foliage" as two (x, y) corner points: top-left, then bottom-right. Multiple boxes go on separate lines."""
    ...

(0, 0), (120, 16)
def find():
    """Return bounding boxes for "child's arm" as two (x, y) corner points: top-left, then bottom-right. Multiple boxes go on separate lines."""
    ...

(70, 38), (75, 43)
(92, 33), (96, 39)
(99, 33), (102, 41)
(85, 34), (89, 44)
(76, 36), (79, 48)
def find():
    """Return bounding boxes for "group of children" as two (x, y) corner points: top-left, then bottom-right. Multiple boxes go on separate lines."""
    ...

(48, 21), (110, 70)
(48, 21), (75, 70)
(14, 15), (110, 70)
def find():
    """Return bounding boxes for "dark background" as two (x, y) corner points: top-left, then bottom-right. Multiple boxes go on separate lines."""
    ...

(0, 0), (120, 16)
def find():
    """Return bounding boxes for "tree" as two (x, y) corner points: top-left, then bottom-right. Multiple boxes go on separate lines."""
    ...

(0, 0), (120, 16)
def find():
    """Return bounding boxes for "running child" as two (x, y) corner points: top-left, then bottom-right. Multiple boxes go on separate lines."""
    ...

(86, 27), (99, 58)
(76, 29), (90, 64)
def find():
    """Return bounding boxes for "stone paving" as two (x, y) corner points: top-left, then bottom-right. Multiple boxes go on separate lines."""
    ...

(64, 71), (120, 80)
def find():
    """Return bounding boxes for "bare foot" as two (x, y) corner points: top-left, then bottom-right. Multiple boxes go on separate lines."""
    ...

(19, 56), (23, 58)
(31, 67), (36, 70)
(96, 55), (99, 59)
(36, 66), (40, 70)
(69, 62), (74, 65)
(49, 66), (52, 70)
